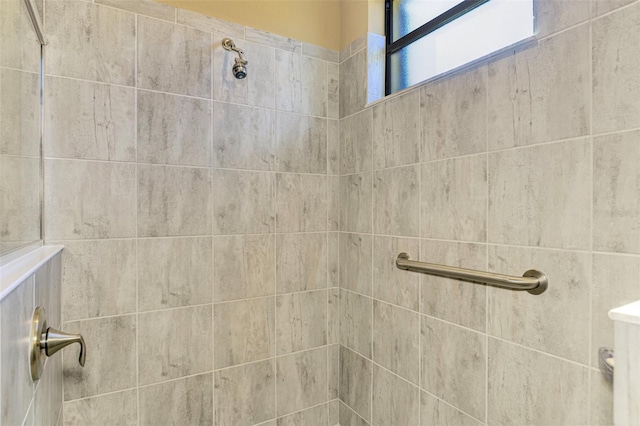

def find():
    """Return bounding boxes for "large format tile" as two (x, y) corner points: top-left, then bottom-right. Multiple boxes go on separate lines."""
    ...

(0, 0), (40, 73)
(487, 25), (590, 150)
(63, 389), (137, 426)
(213, 102), (275, 170)
(137, 16), (211, 97)
(96, 0), (175, 21)
(276, 112), (327, 173)
(45, 77), (135, 161)
(57, 239), (136, 321)
(276, 233), (327, 293)
(275, 51), (327, 117)
(45, 159), (136, 240)
(421, 155), (487, 242)
(373, 165), (420, 236)
(488, 338), (589, 425)
(373, 301), (419, 384)
(276, 290), (327, 354)
(137, 237), (212, 311)
(139, 374), (213, 425)
(213, 235), (275, 302)
(277, 403), (328, 426)
(0, 155), (41, 246)
(340, 289), (372, 358)
(421, 391), (484, 426)
(177, 8), (245, 38)
(137, 165), (212, 237)
(328, 62), (340, 119)
(340, 173), (372, 233)
(488, 246), (590, 363)
(327, 120), (340, 175)
(276, 347), (328, 416)
(341, 109), (373, 174)
(214, 297), (275, 368)
(340, 49), (367, 118)
(420, 240), (487, 331)
(534, 0), (590, 38)
(372, 365), (419, 426)
(421, 66), (487, 161)
(373, 89), (420, 168)
(46, 1), (135, 85)
(0, 70), (42, 156)
(339, 346), (372, 422)
(214, 359), (276, 426)
(339, 233), (372, 296)
(593, 131), (640, 254)
(592, 4), (640, 134)
(488, 139), (591, 250)
(276, 174), (327, 232)
(339, 401), (370, 426)
(63, 315), (136, 400)
(421, 316), (486, 420)
(590, 371), (614, 426)
(212, 169), (275, 234)
(246, 27), (301, 52)
(138, 90), (212, 167)
(373, 236), (420, 311)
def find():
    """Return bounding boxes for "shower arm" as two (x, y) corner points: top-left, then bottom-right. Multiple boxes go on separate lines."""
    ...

(222, 38), (247, 63)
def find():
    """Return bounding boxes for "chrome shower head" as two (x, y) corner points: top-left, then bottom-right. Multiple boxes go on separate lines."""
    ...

(222, 38), (248, 79)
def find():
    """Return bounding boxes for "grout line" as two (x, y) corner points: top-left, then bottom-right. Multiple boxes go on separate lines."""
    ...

(134, 13), (140, 423)
(587, 8), (595, 424)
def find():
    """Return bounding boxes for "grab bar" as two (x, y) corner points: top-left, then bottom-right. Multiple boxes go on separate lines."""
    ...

(395, 253), (548, 295)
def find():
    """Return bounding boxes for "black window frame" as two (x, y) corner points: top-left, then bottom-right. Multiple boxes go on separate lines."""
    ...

(384, 0), (491, 95)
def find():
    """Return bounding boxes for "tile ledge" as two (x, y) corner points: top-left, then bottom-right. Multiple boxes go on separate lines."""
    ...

(0, 245), (64, 302)
(609, 300), (640, 325)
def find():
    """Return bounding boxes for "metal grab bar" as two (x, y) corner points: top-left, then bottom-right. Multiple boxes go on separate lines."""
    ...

(395, 253), (548, 295)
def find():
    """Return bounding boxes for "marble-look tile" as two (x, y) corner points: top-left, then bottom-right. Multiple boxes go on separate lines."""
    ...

(340, 289), (372, 358)
(373, 89), (420, 168)
(329, 400), (340, 426)
(0, 277), (34, 426)
(593, 131), (640, 254)
(214, 359), (276, 426)
(0, 156), (41, 245)
(534, 0), (590, 38)
(341, 109), (373, 174)
(488, 246), (590, 364)
(328, 63), (340, 119)
(137, 16), (211, 98)
(592, 0), (636, 17)
(213, 235), (275, 302)
(592, 5), (640, 134)
(96, 0), (175, 20)
(137, 237), (212, 311)
(56, 239), (136, 321)
(339, 401), (370, 426)
(328, 232), (340, 288)
(212, 169), (275, 234)
(46, 1), (135, 85)
(275, 51), (327, 117)
(303, 43), (339, 62)
(328, 288), (340, 344)
(276, 347), (327, 416)
(177, 9), (245, 38)
(276, 112), (327, 173)
(421, 67), (487, 161)
(63, 315), (136, 400)
(339, 233), (372, 296)
(246, 27), (301, 52)
(139, 374), (213, 425)
(276, 290), (327, 354)
(372, 365), (419, 426)
(373, 301), (419, 384)
(328, 343), (339, 398)
(0, 69), (40, 156)
(421, 316), (486, 420)
(137, 90), (212, 167)
(214, 297), (275, 368)
(373, 236), (420, 311)
(373, 165), (420, 236)
(213, 102), (275, 170)
(276, 173), (327, 232)
(246, 42), (277, 109)
(487, 25), (590, 150)
(340, 173), (372, 233)
(350, 35), (367, 54)
(340, 346), (372, 422)
(138, 305), (212, 385)
(488, 139), (591, 250)
(63, 389), (137, 426)
(329, 176), (340, 231)
(0, 0), (40, 73)
(277, 403), (328, 426)
(488, 338), (589, 425)
(339, 45), (351, 63)
(590, 371), (614, 426)
(45, 77), (135, 161)
(420, 240), (487, 331)
(592, 254), (640, 367)
(45, 159), (136, 240)
(420, 392), (484, 426)
(340, 49), (368, 118)
(276, 233), (327, 293)
(421, 155), (487, 242)
(35, 254), (62, 329)
(327, 120), (340, 175)
(137, 165), (212, 237)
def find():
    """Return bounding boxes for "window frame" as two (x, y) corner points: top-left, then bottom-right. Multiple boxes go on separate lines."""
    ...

(384, 0), (491, 95)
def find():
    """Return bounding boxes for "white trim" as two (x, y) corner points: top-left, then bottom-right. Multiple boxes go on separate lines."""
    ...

(0, 245), (64, 302)
(609, 300), (640, 326)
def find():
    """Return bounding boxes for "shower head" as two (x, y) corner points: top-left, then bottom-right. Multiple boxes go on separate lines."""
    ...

(222, 38), (248, 79)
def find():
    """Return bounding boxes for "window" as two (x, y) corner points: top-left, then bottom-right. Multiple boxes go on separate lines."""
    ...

(385, 0), (534, 94)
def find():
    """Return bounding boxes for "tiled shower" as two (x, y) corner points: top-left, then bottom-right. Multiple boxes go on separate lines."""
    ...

(1, 0), (639, 424)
